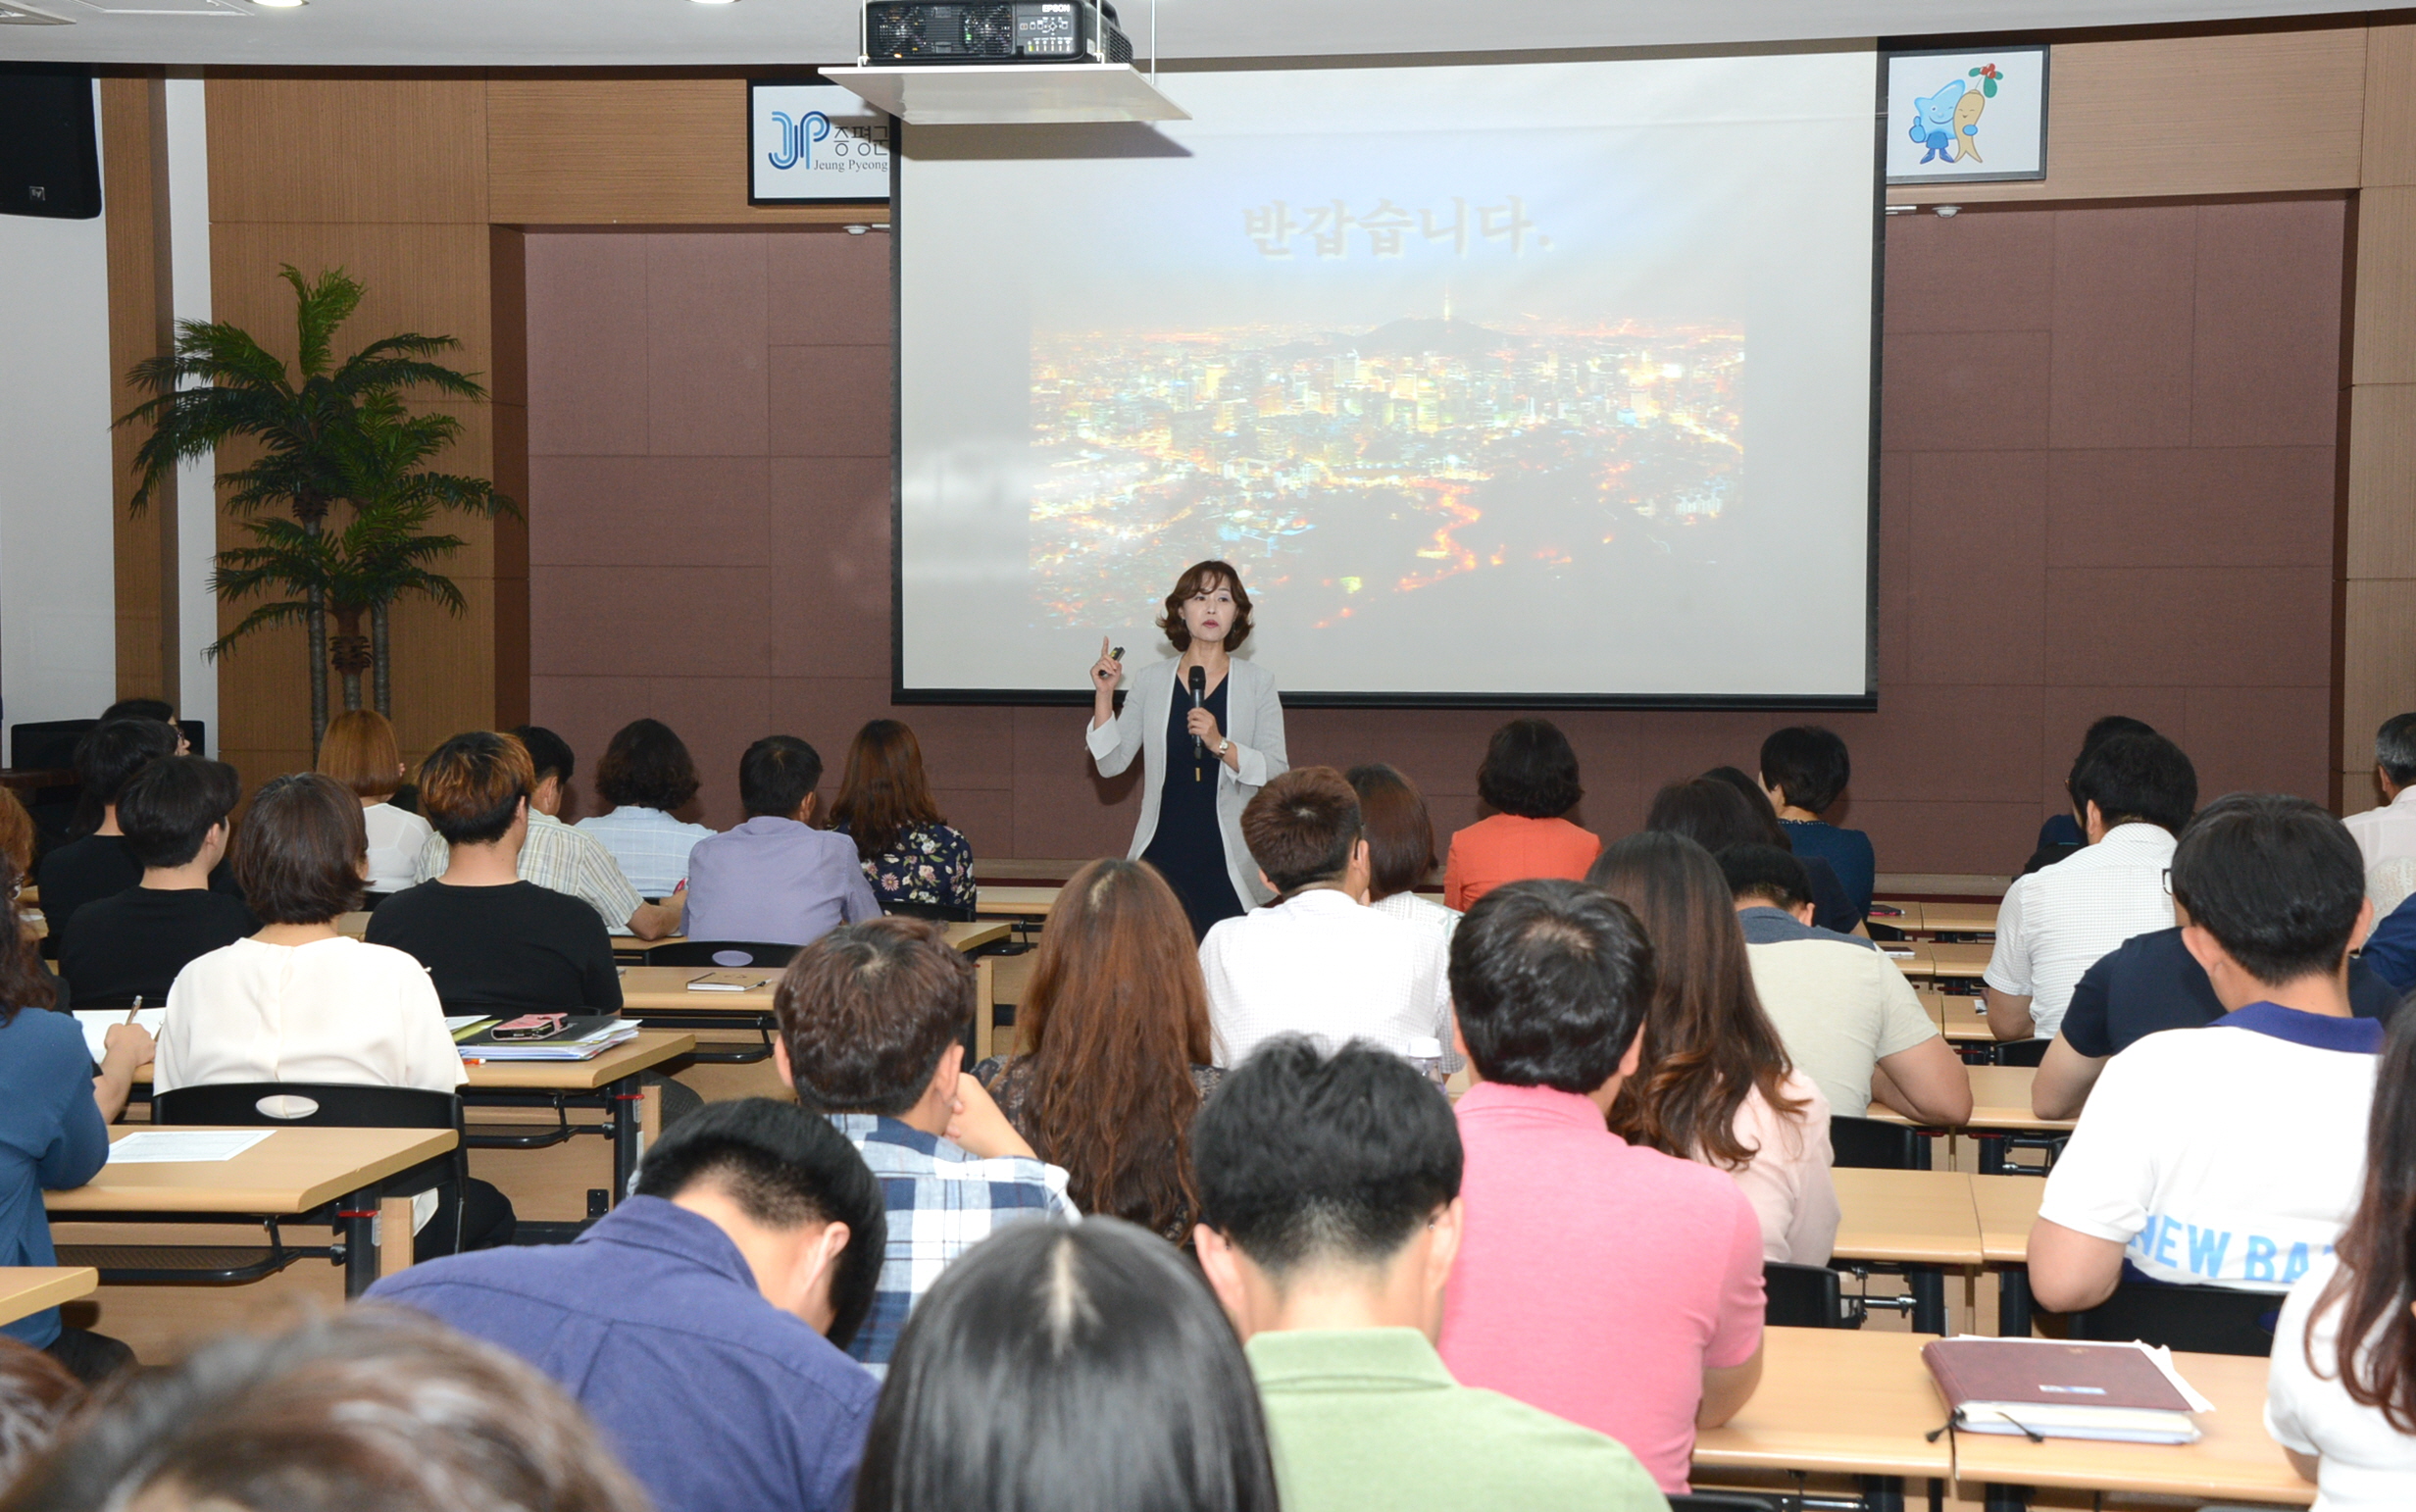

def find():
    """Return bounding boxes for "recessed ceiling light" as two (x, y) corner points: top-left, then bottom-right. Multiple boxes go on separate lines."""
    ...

(689, 0), (738, 6)
(251, 0), (306, 8)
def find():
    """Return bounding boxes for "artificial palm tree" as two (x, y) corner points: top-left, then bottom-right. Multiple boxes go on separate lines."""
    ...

(117, 266), (508, 747)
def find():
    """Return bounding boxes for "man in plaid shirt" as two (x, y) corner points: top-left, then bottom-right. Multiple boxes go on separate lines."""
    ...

(774, 916), (1074, 1375)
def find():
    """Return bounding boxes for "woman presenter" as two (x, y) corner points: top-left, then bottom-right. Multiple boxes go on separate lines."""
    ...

(1085, 560), (1288, 938)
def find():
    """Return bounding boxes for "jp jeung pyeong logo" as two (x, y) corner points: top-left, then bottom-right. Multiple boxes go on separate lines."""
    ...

(766, 110), (832, 171)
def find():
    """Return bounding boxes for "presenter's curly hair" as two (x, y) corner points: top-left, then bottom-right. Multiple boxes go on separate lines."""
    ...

(1160, 561), (1253, 654)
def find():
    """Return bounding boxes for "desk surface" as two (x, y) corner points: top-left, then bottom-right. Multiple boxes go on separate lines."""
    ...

(1918, 990), (1992, 1041)
(1920, 902), (1999, 934)
(0, 1267), (97, 1326)
(1873, 1066), (2069, 1134)
(619, 922), (1006, 1011)
(1970, 1172), (2046, 1265)
(1925, 942), (1993, 976)
(977, 885), (1061, 918)
(460, 1030), (696, 1090)
(1951, 1349), (2310, 1504)
(46, 1126), (456, 1216)
(1692, 1326), (1954, 1480)
(1830, 1168), (1985, 1266)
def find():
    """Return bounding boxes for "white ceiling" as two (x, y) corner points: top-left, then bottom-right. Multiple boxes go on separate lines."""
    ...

(0, 0), (2366, 69)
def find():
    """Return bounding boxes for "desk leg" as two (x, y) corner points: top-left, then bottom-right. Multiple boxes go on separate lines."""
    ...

(1982, 1484), (2029, 1512)
(975, 956), (998, 1062)
(1908, 1267), (1946, 1336)
(340, 1187), (379, 1299)
(378, 1196), (416, 1282)
(1976, 1134), (2008, 1176)
(1860, 1473), (1904, 1512)
(608, 1077), (644, 1205)
(1997, 1265), (2034, 1337)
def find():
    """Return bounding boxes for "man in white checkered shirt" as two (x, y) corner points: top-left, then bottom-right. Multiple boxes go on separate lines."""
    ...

(772, 915), (1073, 1378)
(416, 727), (682, 940)
(1985, 731), (2196, 1043)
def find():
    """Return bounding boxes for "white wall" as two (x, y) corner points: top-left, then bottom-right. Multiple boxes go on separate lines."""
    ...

(0, 79), (117, 754)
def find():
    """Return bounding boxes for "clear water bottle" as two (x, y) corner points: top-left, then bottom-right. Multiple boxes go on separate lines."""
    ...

(1406, 1035), (1447, 1086)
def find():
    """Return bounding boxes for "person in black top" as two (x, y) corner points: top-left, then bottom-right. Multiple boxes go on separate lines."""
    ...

(366, 731), (622, 1012)
(39, 720), (177, 958)
(59, 757), (256, 1007)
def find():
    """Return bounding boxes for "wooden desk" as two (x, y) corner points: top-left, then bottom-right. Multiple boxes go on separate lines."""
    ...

(1952, 1350), (2311, 1509)
(1830, 1167), (1983, 1336)
(1693, 1327), (1953, 1490)
(1869, 900), (1923, 932)
(1872, 1067), (2066, 1134)
(1882, 945), (1935, 980)
(461, 1031), (695, 1201)
(1919, 901), (1998, 935)
(0, 1267), (97, 1327)
(48, 1125), (453, 1295)
(1971, 1173), (2046, 1337)
(1927, 942), (1993, 980)
(977, 885), (1061, 919)
(1935, 992), (1993, 1043)
(336, 911), (371, 939)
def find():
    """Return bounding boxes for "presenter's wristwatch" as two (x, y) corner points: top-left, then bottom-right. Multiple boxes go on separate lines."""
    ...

(1216, 737), (1232, 759)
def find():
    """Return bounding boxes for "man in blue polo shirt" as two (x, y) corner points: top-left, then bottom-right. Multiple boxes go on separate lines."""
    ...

(2028, 794), (2381, 1312)
(370, 1099), (885, 1512)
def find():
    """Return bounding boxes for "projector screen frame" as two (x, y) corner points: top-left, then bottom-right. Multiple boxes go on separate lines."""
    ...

(884, 48), (1889, 712)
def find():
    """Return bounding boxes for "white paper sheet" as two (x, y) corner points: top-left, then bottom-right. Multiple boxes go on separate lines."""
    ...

(104, 1130), (276, 1165)
(73, 1009), (167, 1063)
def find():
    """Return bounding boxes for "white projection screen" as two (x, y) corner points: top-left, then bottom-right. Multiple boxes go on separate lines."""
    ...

(893, 49), (1881, 705)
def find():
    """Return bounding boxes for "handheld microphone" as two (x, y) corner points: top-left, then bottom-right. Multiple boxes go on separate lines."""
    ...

(1188, 666), (1207, 770)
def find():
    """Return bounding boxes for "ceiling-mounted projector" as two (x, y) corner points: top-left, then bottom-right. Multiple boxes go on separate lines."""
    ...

(862, 1), (1133, 65)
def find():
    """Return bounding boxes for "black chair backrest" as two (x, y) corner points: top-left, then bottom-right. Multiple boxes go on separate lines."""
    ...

(2068, 1282), (2281, 1357)
(154, 1081), (462, 1133)
(644, 940), (801, 969)
(1830, 1114), (1932, 1171)
(1666, 1494), (1785, 1511)
(881, 899), (976, 924)
(1995, 1036), (2051, 1068)
(1764, 1262), (1846, 1329)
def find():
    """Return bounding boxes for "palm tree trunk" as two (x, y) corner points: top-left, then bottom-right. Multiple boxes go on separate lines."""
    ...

(329, 606), (371, 715)
(304, 502), (329, 752)
(372, 601), (392, 718)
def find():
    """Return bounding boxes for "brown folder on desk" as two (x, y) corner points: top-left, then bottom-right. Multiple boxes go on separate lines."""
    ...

(1923, 1337), (2203, 1444)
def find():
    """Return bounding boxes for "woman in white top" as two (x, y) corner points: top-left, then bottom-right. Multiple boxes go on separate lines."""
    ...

(316, 709), (433, 898)
(1591, 830), (1840, 1265)
(575, 718), (717, 897)
(1346, 763), (1463, 948)
(158, 772), (509, 1257)
(2268, 1009), (2416, 1511)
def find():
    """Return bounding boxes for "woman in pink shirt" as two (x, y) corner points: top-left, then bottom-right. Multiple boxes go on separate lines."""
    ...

(1442, 719), (1601, 910)
(1590, 831), (1839, 1265)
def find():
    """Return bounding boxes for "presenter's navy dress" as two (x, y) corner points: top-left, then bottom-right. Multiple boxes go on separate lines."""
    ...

(1144, 676), (1246, 939)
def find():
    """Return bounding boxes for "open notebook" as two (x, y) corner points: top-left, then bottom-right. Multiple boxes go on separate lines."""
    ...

(1924, 1336), (2213, 1443)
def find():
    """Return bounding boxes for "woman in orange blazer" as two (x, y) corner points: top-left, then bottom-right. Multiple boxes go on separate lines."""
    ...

(1443, 718), (1602, 910)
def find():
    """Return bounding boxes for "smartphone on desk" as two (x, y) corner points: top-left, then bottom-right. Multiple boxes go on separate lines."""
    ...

(489, 1013), (570, 1040)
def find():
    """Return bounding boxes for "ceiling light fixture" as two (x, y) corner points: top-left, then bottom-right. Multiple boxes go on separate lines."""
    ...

(688, 0), (738, 6)
(251, 0), (306, 8)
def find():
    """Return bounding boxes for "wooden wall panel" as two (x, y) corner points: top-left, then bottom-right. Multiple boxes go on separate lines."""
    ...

(2366, 23), (2416, 189)
(1885, 28), (2368, 205)
(206, 76), (489, 226)
(2352, 185), (2416, 386)
(101, 75), (173, 703)
(2346, 383), (2416, 580)
(486, 77), (889, 226)
(206, 222), (497, 378)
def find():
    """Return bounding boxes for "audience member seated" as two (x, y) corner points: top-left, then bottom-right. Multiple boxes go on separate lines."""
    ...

(0, 1338), (82, 1486)
(1439, 878), (1764, 1492)
(685, 736), (881, 947)
(856, 1219), (1280, 1512)
(2028, 794), (2380, 1312)
(2363, 888), (2416, 995)
(58, 757), (252, 1007)
(830, 720), (977, 914)
(1442, 718), (1600, 910)
(1192, 1039), (1664, 1512)
(2038, 896), (2406, 1121)
(1759, 725), (1874, 925)
(37, 717), (237, 957)
(1984, 731), (2197, 1043)
(2345, 711), (2416, 875)
(1346, 763), (1461, 947)
(369, 731), (623, 1012)
(0, 1310), (653, 1512)
(1201, 767), (1454, 1070)
(772, 917), (1072, 1374)
(371, 1098), (884, 1512)
(0, 788), (62, 1016)
(2267, 1007), (2416, 1509)
(975, 857), (1216, 1242)
(1590, 832), (1839, 1264)
(416, 725), (680, 941)
(1719, 843), (1971, 1126)
(576, 718), (717, 898)
(315, 709), (433, 898)
(160, 772), (511, 1258)
(2026, 715), (2158, 875)
(1697, 766), (1857, 932)
(0, 851), (147, 1385)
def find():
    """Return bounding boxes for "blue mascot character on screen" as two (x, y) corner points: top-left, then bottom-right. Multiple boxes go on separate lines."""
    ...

(1909, 79), (1965, 165)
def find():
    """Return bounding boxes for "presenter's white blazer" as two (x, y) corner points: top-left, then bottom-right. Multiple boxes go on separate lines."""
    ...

(1084, 656), (1288, 910)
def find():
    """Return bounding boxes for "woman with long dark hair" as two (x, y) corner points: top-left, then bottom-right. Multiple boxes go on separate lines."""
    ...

(829, 721), (976, 914)
(974, 857), (1216, 1241)
(1086, 560), (1289, 939)
(853, 1219), (1282, 1512)
(2269, 1006), (2416, 1506)
(1587, 831), (1838, 1264)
